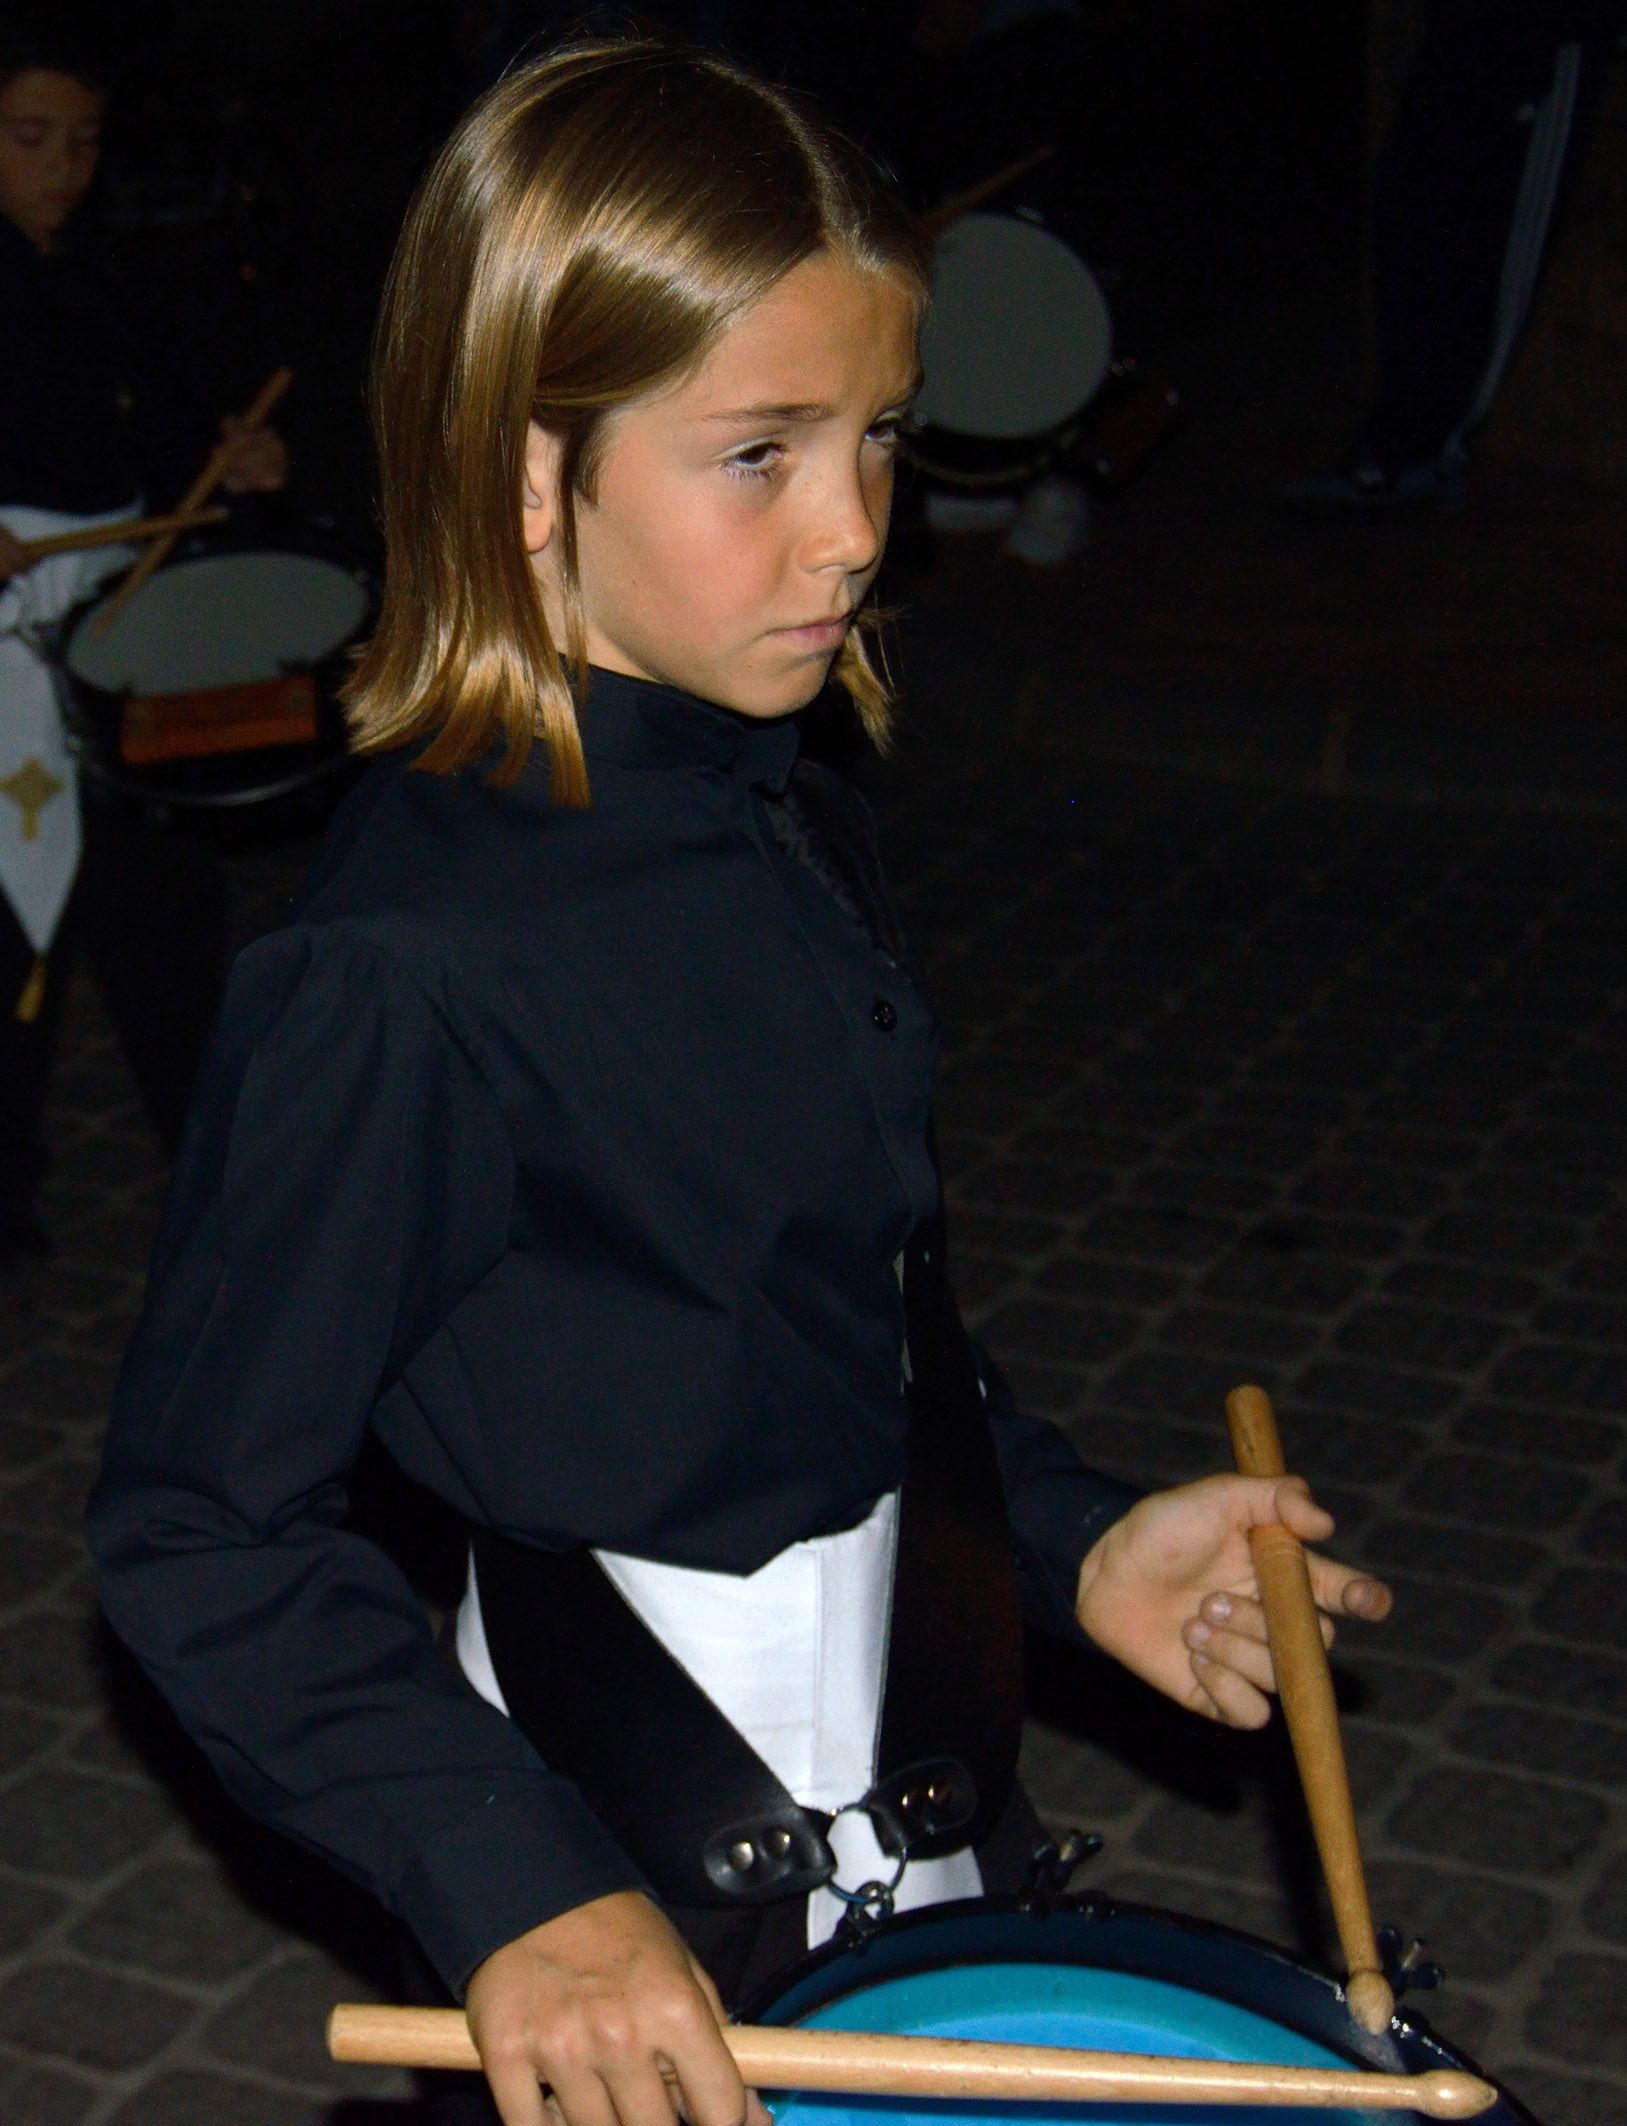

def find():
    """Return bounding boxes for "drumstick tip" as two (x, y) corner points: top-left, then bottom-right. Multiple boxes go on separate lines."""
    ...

(1345, 1968), (1396, 2035)
(1418, 2070), (1499, 2119)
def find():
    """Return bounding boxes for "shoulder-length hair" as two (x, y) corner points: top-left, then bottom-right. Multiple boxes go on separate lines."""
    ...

(343, 38), (929, 802)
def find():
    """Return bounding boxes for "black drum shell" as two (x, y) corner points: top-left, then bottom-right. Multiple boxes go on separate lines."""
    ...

(740, 1895), (1539, 2126)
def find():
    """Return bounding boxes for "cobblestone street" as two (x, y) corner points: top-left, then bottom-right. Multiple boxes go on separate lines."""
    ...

(2, 684), (1624, 2125)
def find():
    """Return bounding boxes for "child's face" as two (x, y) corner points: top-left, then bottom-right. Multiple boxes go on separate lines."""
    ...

(525, 251), (919, 719)
(0, 69), (105, 251)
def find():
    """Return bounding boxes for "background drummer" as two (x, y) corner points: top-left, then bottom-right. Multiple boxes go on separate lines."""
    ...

(0, 9), (286, 1276)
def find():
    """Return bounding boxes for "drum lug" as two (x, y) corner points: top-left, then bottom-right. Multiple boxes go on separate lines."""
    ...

(1377, 1925), (1445, 1996)
(832, 1900), (889, 1951)
(1020, 1828), (1104, 1912)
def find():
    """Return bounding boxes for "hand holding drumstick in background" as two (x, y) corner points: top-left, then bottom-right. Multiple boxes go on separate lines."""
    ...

(1073, 1473), (1392, 1728)
(0, 414), (285, 590)
(214, 410), (288, 494)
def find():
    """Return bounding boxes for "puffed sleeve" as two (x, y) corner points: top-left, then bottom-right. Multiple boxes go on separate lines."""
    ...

(970, 1338), (1142, 1641)
(87, 927), (647, 1995)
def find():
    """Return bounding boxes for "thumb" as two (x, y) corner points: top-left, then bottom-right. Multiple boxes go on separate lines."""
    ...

(1270, 1476), (1336, 1542)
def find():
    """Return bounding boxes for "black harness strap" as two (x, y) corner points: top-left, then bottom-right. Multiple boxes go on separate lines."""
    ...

(469, 1217), (1025, 1910)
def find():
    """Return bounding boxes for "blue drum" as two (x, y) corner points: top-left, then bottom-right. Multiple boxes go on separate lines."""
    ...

(741, 1898), (1537, 2126)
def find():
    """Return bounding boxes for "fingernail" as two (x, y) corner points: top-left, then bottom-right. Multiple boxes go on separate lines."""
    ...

(1206, 1593), (1232, 1623)
(1187, 1620), (1211, 1647)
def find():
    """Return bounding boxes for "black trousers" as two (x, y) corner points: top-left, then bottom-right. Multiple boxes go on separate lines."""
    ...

(1363, 0), (1626, 471)
(405, 1784), (1048, 2126)
(0, 789), (228, 1227)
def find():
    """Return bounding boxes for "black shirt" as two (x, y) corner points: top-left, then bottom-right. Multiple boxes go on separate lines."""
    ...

(0, 212), (205, 513)
(88, 671), (1135, 1992)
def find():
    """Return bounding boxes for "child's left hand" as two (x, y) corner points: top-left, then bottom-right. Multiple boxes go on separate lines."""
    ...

(1073, 1475), (1391, 1728)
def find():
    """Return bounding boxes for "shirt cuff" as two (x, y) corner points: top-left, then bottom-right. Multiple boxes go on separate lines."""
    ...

(395, 1781), (653, 1999)
(1011, 1458), (1144, 1642)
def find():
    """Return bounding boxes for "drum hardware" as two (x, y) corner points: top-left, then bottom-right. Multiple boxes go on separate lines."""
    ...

(1377, 1926), (1445, 2000)
(1021, 1827), (1104, 1910)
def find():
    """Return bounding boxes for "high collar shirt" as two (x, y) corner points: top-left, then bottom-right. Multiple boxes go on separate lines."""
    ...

(89, 670), (1136, 1993)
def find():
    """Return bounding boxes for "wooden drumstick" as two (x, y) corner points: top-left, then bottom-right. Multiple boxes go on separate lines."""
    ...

(326, 2005), (1493, 2115)
(16, 506), (229, 563)
(919, 144), (1056, 237)
(1225, 1384), (1395, 2036)
(91, 365), (292, 637)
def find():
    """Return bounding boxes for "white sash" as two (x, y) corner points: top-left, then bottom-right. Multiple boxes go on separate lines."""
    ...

(0, 500), (138, 955)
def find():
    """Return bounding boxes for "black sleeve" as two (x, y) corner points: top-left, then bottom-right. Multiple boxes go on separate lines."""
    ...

(87, 928), (646, 1996)
(970, 1338), (1142, 1641)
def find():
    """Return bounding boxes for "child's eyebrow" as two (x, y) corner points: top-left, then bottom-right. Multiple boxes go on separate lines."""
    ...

(703, 401), (837, 427)
(703, 374), (925, 428)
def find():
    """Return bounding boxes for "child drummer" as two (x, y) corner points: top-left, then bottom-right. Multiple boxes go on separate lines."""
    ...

(88, 39), (1391, 2126)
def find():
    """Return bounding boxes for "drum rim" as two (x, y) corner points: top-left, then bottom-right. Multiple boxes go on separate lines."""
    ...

(737, 1891), (1538, 2125)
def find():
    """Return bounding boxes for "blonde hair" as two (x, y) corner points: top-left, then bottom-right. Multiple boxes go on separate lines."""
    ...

(344, 38), (929, 801)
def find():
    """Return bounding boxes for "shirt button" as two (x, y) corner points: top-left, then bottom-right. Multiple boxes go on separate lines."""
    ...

(871, 997), (898, 1032)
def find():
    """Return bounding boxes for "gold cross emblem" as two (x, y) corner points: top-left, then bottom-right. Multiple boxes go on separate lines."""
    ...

(1, 757), (65, 841)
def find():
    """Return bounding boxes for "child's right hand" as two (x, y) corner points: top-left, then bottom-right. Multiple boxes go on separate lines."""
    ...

(465, 1888), (769, 2126)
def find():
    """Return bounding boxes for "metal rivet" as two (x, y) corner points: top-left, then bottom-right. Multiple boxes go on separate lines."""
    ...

(927, 1782), (952, 1808)
(768, 1828), (792, 1856)
(729, 1839), (756, 1871)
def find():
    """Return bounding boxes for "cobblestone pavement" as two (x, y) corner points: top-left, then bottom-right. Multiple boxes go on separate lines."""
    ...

(2, 740), (1624, 2125)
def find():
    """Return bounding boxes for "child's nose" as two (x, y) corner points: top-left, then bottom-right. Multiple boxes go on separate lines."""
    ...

(811, 470), (885, 576)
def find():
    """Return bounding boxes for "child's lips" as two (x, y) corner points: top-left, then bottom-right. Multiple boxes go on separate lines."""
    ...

(775, 615), (852, 649)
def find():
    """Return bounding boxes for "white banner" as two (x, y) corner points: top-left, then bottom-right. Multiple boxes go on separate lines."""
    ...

(0, 500), (138, 954)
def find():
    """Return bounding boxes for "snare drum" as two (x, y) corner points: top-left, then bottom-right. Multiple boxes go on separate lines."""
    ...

(911, 213), (1112, 489)
(62, 549), (371, 820)
(744, 1897), (1538, 2126)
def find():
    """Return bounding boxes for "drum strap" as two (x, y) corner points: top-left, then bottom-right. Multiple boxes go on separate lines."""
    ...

(469, 1212), (1025, 1910)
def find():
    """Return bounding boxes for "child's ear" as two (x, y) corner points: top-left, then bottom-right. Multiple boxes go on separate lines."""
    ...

(522, 422), (563, 554)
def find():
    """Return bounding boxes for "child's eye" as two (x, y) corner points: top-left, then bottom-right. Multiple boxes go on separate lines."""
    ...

(723, 441), (784, 483)
(869, 413), (922, 450)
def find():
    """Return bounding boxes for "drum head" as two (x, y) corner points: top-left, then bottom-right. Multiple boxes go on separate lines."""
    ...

(770, 1959), (1367, 2126)
(916, 214), (1112, 442)
(67, 552), (370, 696)
(746, 1901), (1535, 2126)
